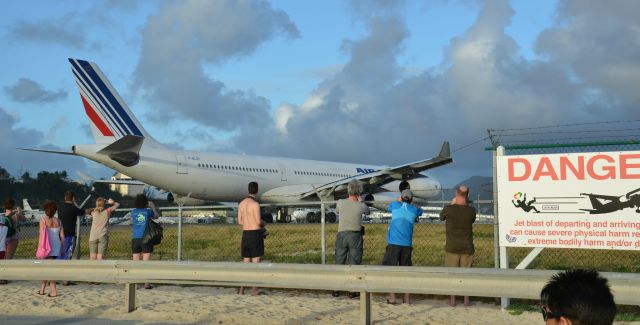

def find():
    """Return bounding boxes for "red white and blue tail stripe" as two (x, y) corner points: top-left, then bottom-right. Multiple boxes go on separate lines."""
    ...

(69, 58), (150, 144)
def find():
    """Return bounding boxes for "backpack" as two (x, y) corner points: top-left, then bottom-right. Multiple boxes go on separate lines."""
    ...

(142, 219), (163, 246)
(3, 213), (16, 238)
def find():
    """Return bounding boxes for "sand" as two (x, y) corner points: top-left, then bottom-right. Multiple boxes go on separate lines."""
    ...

(0, 281), (633, 325)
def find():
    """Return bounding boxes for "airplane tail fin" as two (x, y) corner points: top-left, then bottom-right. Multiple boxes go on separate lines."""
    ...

(68, 58), (161, 146)
(23, 199), (32, 211)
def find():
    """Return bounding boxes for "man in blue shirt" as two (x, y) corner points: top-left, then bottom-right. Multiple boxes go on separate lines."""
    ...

(130, 194), (159, 289)
(382, 189), (423, 304)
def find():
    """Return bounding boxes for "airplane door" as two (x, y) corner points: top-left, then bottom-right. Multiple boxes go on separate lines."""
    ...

(176, 155), (188, 174)
(279, 164), (287, 181)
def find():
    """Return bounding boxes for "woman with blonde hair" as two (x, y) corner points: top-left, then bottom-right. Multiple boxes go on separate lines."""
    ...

(38, 201), (65, 297)
(88, 198), (119, 261)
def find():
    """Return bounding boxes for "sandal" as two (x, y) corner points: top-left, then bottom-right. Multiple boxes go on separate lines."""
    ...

(48, 294), (58, 298)
(386, 299), (397, 305)
(37, 290), (46, 296)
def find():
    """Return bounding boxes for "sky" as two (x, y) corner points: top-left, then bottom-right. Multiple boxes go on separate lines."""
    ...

(1, 0), (639, 188)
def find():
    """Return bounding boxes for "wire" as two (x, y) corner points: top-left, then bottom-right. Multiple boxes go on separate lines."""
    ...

(496, 128), (640, 137)
(451, 136), (490, 153)
(501, 135), (640, 144)
(490, 119), (640, 132)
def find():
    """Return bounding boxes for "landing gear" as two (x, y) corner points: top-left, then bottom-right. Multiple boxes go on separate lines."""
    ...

(306, 211), (320, 223)
(276, 208), (292, 223)
(305, 211), (336, 223)
(326, 212), (336, 223)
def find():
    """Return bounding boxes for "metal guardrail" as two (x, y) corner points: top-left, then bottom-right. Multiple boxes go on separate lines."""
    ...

(1, 260), (639, 325)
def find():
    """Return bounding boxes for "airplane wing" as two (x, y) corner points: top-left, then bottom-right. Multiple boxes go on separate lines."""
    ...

(300, 141), (452, 199)
(92, 179), (147, 186)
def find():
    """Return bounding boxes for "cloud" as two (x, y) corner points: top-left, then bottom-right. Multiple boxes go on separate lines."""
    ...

(0, 107), (89, 178)
(46, 117), (68, 143)
(6, 13), (98, 50)
(230, 0), (639, 187)
(134, 0), (299, 132)
(536, 0), (640, 113)
(4, 78), (67, 103)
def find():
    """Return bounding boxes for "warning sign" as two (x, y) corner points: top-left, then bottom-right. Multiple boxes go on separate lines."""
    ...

(497, 151), (640, 250)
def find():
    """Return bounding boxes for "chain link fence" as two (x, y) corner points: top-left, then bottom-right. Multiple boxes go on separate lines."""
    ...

(10, 183), (640, 273)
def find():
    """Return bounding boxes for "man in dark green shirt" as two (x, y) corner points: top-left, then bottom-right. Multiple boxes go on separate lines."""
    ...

(440, 185), (476, 307)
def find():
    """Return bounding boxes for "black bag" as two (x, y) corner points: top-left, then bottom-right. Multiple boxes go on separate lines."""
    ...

(142, 219), (163, 246)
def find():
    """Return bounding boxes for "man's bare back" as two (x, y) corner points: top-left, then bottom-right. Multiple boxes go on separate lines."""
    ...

(238, 196), (261, 231)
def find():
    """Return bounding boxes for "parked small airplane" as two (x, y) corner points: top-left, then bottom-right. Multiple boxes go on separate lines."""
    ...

(20, 59), (452, 221)
(580, 188), (640, 214)
(22, 199), (46, 220)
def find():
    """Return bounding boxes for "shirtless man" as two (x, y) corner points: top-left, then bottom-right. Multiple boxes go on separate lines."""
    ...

(238, 181), (264, 295)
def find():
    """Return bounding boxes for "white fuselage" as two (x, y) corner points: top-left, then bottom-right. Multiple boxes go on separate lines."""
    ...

(74, 143), (441, 204)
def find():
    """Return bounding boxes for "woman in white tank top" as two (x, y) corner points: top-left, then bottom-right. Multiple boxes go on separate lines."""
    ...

(38, 201), (66, 297)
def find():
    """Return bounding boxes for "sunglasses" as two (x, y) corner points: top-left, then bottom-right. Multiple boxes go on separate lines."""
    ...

(540, 305), (563, 321)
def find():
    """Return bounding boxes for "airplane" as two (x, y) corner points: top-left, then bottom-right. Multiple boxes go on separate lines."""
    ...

(580, 188), (640, 214)
(22, 199), (46, 220)
(20, 59), (452, 221)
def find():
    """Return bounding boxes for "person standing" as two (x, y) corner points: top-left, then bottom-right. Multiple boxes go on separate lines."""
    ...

(238, 182), (264, 296)
(88, 198), (119, 261)
(0, 216), (8, 284)
(333, 180), (369, 298)
(4, 199), (25, 260)
(382, 189), (423, 304)
(38, 201), (65, 297)
(130, 194), (159, 289)
(57, 191), (88, 260)
(439, 185), (476, 307)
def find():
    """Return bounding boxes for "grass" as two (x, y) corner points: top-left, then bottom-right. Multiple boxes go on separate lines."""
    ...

(12, 223), (640, 272)
(506, 302), (539, 316)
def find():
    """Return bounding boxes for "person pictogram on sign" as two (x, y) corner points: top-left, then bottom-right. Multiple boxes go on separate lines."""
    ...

(512, 193), (540, 213)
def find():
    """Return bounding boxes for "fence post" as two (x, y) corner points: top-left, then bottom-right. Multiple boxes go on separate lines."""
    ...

(492, 146), (500, 270)
(321, 203), (326, 265)
(74, 194), (91, 260)
(177, 203), (183, 261)
(494, 145), (510, 309)
(74, 216), (81, 259)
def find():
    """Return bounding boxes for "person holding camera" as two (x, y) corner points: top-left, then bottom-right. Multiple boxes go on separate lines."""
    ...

(88, 197), (119, 261)
(382, 189), (423, 304)
(130, 194), (158, 289)
(238, 182), (265, 296)
(333, 180), (369, 298)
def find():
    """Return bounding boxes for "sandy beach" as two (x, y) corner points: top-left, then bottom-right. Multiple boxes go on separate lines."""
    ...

(0, 281), (546, 324)
(1, 281), (638, 324)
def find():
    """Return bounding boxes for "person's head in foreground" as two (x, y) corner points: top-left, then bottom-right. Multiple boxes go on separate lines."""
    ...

(248, 181), (258, 195)
(540, 269), (616, 325)
(134, 194), (148, 209)
(347, 180), (363, 197)
(401, 189), (413, 203)
(454, 185), (469, 205)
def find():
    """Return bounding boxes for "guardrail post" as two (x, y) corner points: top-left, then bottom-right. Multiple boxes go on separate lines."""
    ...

(321, 203), (326, 265)
(125, 283), (136, 312)
(177, 203), (183, 261)
(360, 290), (371, 325)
